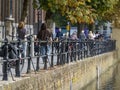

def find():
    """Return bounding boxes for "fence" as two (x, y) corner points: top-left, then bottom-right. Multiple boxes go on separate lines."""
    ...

(0, 37), (116, 81)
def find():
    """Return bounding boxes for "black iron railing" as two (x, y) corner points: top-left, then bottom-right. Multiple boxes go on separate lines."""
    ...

(0, 37), (116, 81)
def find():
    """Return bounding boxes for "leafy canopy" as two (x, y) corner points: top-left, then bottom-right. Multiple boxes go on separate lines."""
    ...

(33, 0), (96, 24)
(33, 0), (119, 24)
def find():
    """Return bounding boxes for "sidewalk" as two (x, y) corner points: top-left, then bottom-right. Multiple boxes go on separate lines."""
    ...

(0, 55), (58, 82)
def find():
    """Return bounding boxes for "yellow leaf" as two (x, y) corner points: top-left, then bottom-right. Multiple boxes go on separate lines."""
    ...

(87, 0), (91, 2)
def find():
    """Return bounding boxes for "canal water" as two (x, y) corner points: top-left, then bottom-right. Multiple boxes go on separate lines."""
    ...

(79, 61), (120, 90)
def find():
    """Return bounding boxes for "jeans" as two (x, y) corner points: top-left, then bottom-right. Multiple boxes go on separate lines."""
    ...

(47, 45), (51, 55)
(40, 45), (47, 61)
(21, 42), (27, 58)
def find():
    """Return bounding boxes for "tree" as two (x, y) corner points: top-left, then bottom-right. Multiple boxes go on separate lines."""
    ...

(86, 0), (119, 21)
(22, 0), (120, 33)
(85, 0), (119, 31)
(112, 0), (120, 27)
(33, 0), (96, 24)
(33, 0), (97, 36)
(21, 0), (29, 22)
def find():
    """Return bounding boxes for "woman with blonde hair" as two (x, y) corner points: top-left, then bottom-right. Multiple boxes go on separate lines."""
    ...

(17, 21), (27, 59)
(17, 21), (26, 40)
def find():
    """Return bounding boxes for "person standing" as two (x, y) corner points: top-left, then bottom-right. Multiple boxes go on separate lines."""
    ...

(79, 30), (86, 41)
(56, 28), (63, 40)
(71, 31), (78, 40)
(88, 31), (95, 40)
(37, 23), (52, 69)
(17, 21), (27, 58)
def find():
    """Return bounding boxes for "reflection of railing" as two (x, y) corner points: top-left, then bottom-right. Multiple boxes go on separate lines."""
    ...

(0, 37), (116, 81)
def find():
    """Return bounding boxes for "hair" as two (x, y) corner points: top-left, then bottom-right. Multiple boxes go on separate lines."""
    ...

(40, 23), (47, 31)
(18, 21), (25, 29)
(37, 23), (49, 40)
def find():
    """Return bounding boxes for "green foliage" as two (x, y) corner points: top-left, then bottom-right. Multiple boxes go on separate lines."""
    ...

(86, 0), (119, 21)
(33, 0), (119, 25)
(33, 0), (97, 24)
(52, 12), (67, 27)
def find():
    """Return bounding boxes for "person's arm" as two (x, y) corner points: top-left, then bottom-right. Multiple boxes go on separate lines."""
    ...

(24, 29), (30, 38)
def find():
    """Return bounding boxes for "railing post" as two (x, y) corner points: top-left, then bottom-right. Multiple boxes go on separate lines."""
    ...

(2, 39), (8, 80)
(60, 40), (63, 65)
(27, 37), (31, 73)
(66, 39), (69, 63)
(80, 41), (83, 60)
(74, 41), (77, 61)
(56, 41), (60, 65)
(44, 45), (48, 69)
(70, 41), (73, 62)
(36, 40), (40, 71)
(51, 41), (54, 67)
(15, 39), (20, 77)
(77, 41), (80, 60)
(63, 41), (66, 64)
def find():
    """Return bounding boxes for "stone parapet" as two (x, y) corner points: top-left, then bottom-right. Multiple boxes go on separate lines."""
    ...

(0, 51), (118, 90)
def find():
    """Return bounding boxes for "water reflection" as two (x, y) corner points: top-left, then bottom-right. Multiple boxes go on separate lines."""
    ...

(79, 62), (120, 90)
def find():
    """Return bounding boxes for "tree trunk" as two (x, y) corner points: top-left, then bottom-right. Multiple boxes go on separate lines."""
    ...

(77, 23), (85, 37)
(21, 0), (29, 21)
(88, 23), (95, 32)
(45, 10), (54, 33)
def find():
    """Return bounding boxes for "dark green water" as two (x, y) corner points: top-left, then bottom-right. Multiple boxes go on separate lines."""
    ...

(79, 62), (120, 90)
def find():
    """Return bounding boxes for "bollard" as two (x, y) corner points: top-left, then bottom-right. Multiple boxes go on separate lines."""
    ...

(2, 39), (8, 80)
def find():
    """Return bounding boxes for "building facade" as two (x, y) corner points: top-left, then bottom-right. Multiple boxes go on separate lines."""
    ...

(0, 0), (44, 40)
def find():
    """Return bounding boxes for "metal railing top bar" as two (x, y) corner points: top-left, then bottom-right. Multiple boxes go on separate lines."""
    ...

(0, 37), (116, 81)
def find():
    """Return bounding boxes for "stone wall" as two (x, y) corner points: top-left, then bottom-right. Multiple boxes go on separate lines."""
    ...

(112, 28), (120, 59)
(0, 51), (118, 90)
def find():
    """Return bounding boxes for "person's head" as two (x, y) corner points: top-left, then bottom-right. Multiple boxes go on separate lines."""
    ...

(89, 31), (93, 34)
(95, 31), (99, 34)
(41, 23), (47, 30)
(59, 28), (61, 32)
(81, 30), (84, 33)
(18, 21), (25, 29)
